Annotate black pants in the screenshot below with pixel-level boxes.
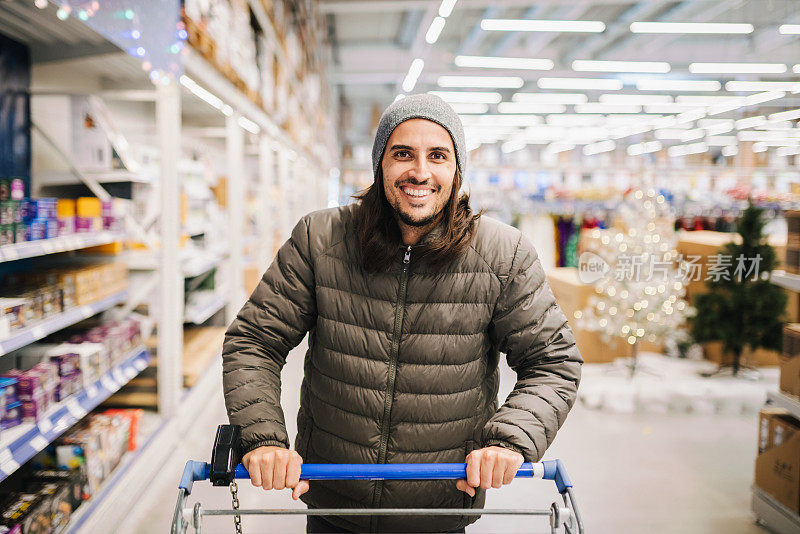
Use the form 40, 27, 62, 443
306, 515, 466, 534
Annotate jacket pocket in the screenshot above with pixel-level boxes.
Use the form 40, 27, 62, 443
297, 418, 313, 459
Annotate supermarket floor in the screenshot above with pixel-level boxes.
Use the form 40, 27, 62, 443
119, 339, 766, 534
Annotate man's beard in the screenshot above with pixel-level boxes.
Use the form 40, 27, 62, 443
394, 202, 440, 227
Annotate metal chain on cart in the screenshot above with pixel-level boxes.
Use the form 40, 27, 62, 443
230, 480, 243, 534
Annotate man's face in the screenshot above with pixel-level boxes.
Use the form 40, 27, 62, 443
381, 118, 457, 228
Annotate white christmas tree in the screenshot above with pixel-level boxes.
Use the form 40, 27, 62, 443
577, 188, 694, 375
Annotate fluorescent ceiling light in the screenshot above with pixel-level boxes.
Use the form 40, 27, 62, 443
438, 75, 524, 88
538, 78, 623, 90
736, 116, 767, 129
637, 79, 722, 91
754, 140, 800, 148
497, 102, 567, 114
668, 142, 709, 157
546, 114, 605, 126
627, 141, 662, 155
725, 81, 800, 92
481, 19, 606, 33
630, 22, 753, 34
455, 56, 554, 70
393, 94, 406, 103
655, 129, 692, 140
707, 99, 746, 116
583, 140, 616, 155
546, 142, 575, 154
572, 60, 670, 73
737, 130, 800, 141
448, 103, 489, 114
757, 120, 793, 130
180, 75, 226, 113
600, 94, 672, 104
512, 92, 588, 104
644, 104, 699, 114
698, 119, 734, 128
438, 0, 458, 17
777, 146, 800, 157
689, 63, 787, 74
706, 136, 737, 146
779, 24, 800, 34
680, 129, 705, 142
722, 145, 738, 157
461, 114, 543, 126
676, 95, 744, 104
769, 108, 800, 121
795, 65, 800, 74
429, 91, 502, 103
574, 103, 642, 114
675, 109, 707, 124
501, 139, 526, 153
238, 116, 260, 134
426, 16, 446, 44
403, 58, 425, 92
744, 91, 786, 105
705, 123, 734, 136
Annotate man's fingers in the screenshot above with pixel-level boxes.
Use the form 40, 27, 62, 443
491, 459, 504, 489
479, 452, 494, 490
466, 452, 481, 489
286, 454, 302, 488
260, 453, 274, 490
292, 480, 310, 500
272, 452, 289, 490
247, 455, 262, 487
456, 479, 475, 497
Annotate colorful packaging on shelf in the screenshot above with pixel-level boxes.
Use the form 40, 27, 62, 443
48, 352, 80, 377
45, 219, 58, 240
21, 393, 50, 422
55, 371, 82, 402
26, 220, 45, 241
10, 179, 24, 202
0, 202, 14, 225
28, 469, 86, 513
0, 377, 18, 408
1, 400, 22, 430
12, 224, 25, 244
0, 180, 10, 202
34, 482, 72, 532
0, 298, 26, 332
0, 225, 13, 246
102, 408, 142, 451
0, 492, 50, 534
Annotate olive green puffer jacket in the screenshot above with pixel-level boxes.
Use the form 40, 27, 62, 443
222, 204, 582, 532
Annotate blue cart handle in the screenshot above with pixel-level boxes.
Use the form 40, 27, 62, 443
179, 460, 572, 495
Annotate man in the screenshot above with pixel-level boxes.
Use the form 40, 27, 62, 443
222, 93, 582, 533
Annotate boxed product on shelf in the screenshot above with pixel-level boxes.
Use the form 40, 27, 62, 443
0, 178, 25, 202
1, 401, 22, 431
56, 199, 75, 236
782, 323, 800, 397
0, 491, 52, 534
0, 298, 26, 334
27, 470, 86, 516
755, 408, 800, 513
75, 197, 102, 234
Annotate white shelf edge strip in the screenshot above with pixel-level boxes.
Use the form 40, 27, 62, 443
766, 390, 800, 419
0, 232, 125, 263
0, 346, 151, 482
770, 271, 800, 293
185, 296, 227, 324
0, 290, 130, 356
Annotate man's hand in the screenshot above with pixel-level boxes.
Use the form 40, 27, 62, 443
242, 446, 309, 500
456, 446, 524, 497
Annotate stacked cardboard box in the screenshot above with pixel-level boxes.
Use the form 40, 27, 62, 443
755, 408, 800, 513
786, 211, 800, 275
782, 324, 800, 398
547, 267, 663, 363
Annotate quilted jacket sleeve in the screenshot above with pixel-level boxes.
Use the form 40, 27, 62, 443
482, 233, 582, 462
222, 216, 316, 454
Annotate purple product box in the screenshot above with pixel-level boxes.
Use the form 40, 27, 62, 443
58, 217, 75, 236
22, 393, 50, 422
75, 217, 93, 233
1, 401, 22, 430
50, 353, 80, 376
0, 377, 18, 408
55, 371, 82, 402
27, 219, 46, 241
10, 179, 24, 201
102, 216, 121, 232
101, 201, 114, 218
45, 219, 58, 239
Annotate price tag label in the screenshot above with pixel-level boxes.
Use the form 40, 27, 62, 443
86, 385, 98, 399
123, 367, 136, 380
32, 326, 46, 339
30, 435, 48, 452
42, 242, 54, 254
37, 419, 53, 435
0, 449, 19, 474
52, 419, 68, 434
81, 306, 94, 319
134, 359, 147, 371
101, 376, 117, 391
112, 369, 125, 384
66, 399, 87, 419
4, 248, 18, 260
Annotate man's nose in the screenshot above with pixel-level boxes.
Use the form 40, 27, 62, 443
408, 157, 433, 181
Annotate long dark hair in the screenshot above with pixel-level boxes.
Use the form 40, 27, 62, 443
353, 167, 482, 273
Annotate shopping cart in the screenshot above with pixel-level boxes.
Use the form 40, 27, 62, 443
171, 425, 584, 534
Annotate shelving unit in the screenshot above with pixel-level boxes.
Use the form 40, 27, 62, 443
0, 290, 129, 356
770, 271, 800, 293
0, 346, 151, 482
0, 231, 124, 262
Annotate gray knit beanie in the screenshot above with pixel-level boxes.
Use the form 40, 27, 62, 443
371, 93, 466, 179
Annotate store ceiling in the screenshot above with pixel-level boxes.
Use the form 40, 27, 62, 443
321, 0, 800, 156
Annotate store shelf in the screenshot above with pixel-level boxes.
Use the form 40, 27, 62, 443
36, 169, 154, 186
0, 232, 124, 263
770, 271, 800, 293
0, 346, 151, 483
766, 390, 800, 419
184, 294, 226, 324
123, 250, 223, 278
752, 485, 800, 534
0, 290, 130, 356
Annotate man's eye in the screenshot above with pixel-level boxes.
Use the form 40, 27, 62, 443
395, 150, 410, 158
431, 152, 445, 159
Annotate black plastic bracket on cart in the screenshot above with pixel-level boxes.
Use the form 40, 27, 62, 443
210, 424, 242, 486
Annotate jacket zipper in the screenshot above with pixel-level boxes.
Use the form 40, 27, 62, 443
370, 245, 412, 531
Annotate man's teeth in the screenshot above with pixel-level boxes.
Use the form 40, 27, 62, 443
401, 187, 432, 197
